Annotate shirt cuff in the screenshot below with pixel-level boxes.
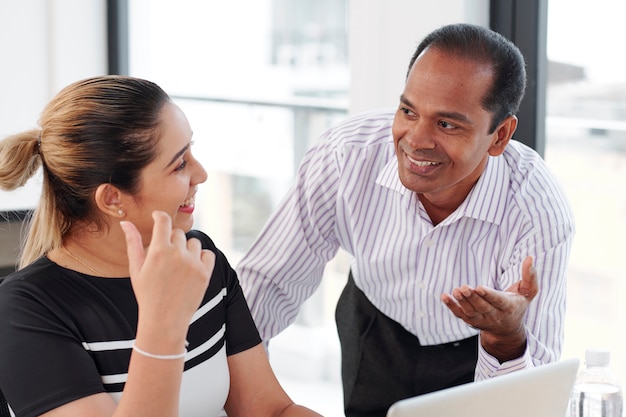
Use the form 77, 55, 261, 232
474, 333, 534, 380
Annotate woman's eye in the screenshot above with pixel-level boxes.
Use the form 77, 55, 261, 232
175, 160, 187, 171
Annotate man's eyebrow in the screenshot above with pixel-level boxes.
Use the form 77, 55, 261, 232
165, 142, 191, 169
399, 94, 473, 125
438, 111, 473, 125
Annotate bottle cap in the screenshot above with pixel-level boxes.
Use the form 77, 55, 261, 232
585, 348, 611, 366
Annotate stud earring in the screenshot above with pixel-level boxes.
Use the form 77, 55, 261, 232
118, 209, 124, 216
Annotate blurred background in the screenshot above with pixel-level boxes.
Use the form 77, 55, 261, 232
1, 1, 625, 416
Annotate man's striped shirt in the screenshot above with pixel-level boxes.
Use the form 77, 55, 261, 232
237, 110, 575, 379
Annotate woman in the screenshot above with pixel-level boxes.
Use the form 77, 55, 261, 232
0, 76, 322, 417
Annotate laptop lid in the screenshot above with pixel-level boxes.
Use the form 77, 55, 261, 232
386, 358, 580, 417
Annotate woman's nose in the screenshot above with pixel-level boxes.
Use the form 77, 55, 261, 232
192, 158, 208, 185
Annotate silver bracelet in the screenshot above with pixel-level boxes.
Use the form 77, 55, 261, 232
132, 343, 187, 360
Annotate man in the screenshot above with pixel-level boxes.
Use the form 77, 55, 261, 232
237, 23, 574, 417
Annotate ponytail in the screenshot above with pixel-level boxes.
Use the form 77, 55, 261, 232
0, 129, 41, 190
0, 129, 63, 268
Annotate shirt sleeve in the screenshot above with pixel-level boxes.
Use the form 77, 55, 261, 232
0, 280, 105, 417
236, 130, 343, 341
188, 230, 262, 355
475, 222, 574, 379
222, 259, 263, 356
475, 332, 534, 379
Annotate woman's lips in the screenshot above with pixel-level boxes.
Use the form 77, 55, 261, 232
179, 196, 195, 213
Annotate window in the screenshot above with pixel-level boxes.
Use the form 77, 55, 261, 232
127, 1, 348, 414
545, 0, 626, 380
128, 0, 348, 256
124, 1, 626, 414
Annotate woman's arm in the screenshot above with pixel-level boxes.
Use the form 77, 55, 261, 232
225, 344, 323, 417
40, 212, 214, 417
39, 349, 187, 417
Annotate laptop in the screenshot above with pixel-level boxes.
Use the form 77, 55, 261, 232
386, 358, 580, 417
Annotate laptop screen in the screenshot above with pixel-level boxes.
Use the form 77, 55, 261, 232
386, 358, 579, 417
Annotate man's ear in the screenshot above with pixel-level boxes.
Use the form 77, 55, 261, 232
94, 183, 126, 218
488, 115, 517, 156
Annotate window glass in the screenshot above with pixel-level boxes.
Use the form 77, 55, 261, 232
129, 0, 348, 252
126, 1, 626, 413
545, 0, 626, 380
128, 1, 348, 414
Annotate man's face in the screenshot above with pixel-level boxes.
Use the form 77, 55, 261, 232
392, 47, 510, 213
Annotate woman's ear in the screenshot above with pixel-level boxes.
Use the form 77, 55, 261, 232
488, 115, 518, 156
94, 183, 126, 218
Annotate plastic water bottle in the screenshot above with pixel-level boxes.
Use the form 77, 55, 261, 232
569, 348, 623, 417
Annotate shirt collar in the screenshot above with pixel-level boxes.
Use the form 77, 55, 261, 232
377, 153, 509, 226
453, 154, 509, 225
377, 154, 405, 193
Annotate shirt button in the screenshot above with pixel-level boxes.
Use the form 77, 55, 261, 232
423, 239, 435, 248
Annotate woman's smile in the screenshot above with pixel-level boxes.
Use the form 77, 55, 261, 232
178, 195, 196, 214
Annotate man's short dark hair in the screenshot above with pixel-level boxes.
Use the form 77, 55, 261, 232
407, 23, 527, 133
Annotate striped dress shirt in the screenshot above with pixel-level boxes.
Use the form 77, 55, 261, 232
237, 110, 575, 379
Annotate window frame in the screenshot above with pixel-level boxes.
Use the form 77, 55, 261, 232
108, 0, 547, 153
490, 0, 548, 156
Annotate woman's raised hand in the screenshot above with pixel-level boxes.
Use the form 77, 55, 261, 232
120, 211, 215, 335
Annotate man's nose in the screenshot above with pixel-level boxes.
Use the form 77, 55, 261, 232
403, 120, 436, 149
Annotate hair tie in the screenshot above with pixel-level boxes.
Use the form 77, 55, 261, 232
37, 132, 42, 153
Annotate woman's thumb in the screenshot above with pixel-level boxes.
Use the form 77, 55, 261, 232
119, 220, 145, 276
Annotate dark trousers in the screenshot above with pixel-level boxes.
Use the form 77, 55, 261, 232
335, 272, 478, 417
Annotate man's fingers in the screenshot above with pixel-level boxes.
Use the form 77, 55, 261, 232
452, 286, 492, 313
520, 256, 538, 297
119, 220, 144, 276
441, 293, 464, 318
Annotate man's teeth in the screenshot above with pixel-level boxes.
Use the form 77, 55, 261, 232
408, 156, 438, 166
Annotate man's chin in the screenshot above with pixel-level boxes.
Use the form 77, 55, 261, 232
398, 173, 431, 195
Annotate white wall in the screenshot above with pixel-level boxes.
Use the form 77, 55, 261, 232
348, 0, 489, 114
0, 0, 107, 211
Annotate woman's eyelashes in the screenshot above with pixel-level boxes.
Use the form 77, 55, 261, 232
174, 159, 187, 171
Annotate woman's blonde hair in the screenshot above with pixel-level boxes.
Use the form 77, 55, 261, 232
0, 75, 171, 268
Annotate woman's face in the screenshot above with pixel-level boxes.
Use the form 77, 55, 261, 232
123, 102, 208, 243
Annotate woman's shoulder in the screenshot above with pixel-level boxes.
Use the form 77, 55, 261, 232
0, 257, 71, 318
0, 257, 59, 288
185, 230, 231, 270
186, 229, 217, 251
